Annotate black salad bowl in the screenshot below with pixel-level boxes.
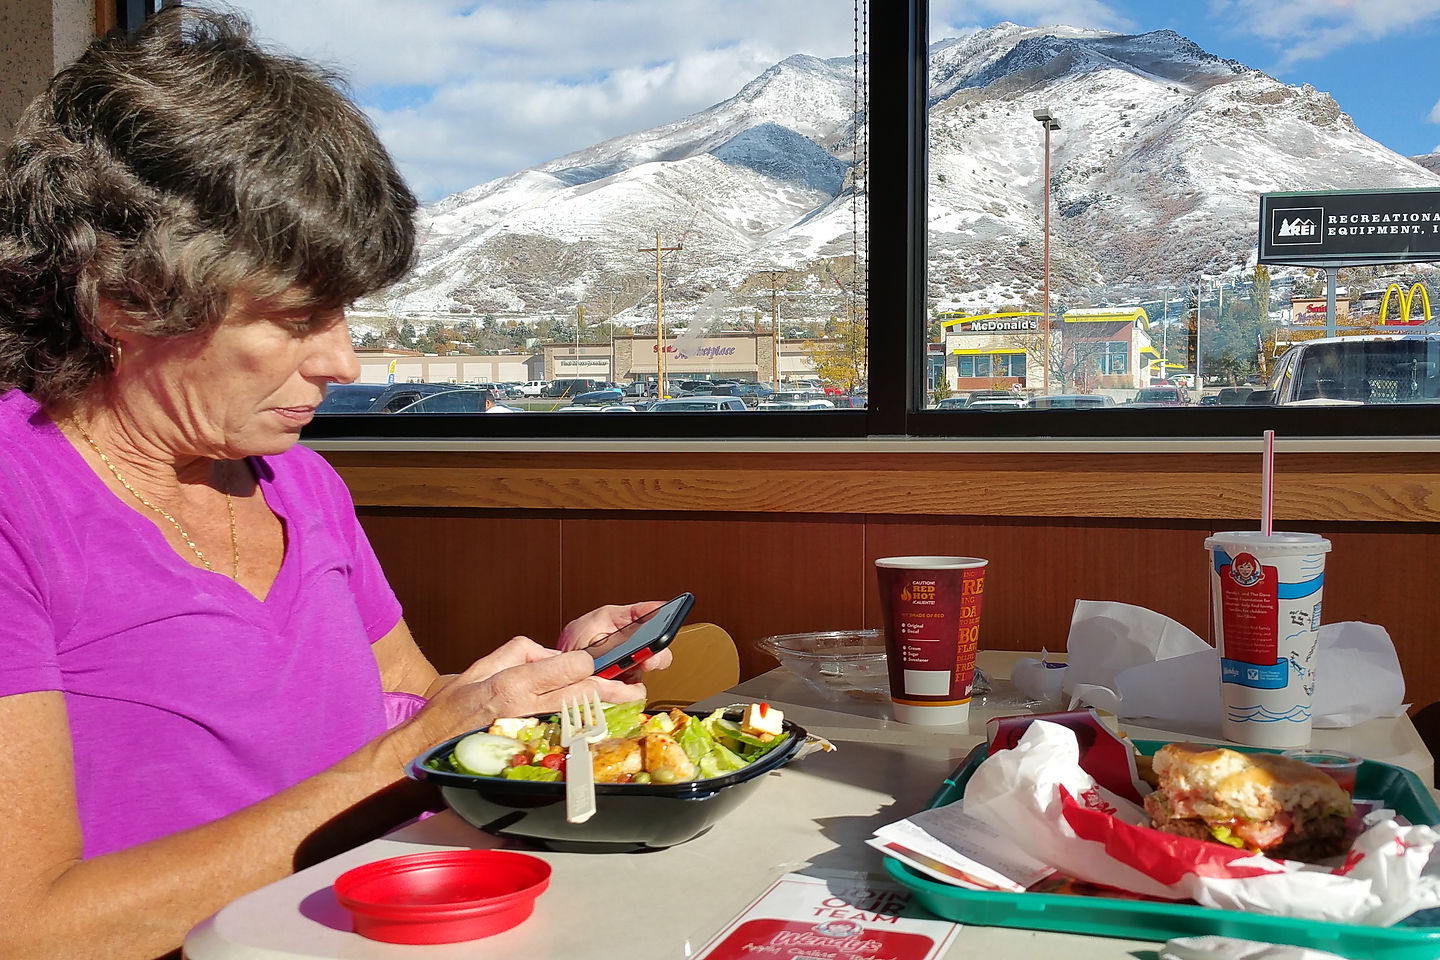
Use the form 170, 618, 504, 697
407, 707, 808, 852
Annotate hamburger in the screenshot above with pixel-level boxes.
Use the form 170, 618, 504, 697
1142, 742, 1356, 862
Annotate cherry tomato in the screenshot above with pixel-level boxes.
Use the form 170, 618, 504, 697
509, 752, 531, 767
539, 752, 566, 772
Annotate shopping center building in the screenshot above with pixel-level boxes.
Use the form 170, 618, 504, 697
352, 332, 828, 387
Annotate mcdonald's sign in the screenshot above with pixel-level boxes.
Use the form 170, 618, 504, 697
1377, 282, 1432, 325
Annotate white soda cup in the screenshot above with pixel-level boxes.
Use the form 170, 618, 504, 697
1204, 531, 1332, 749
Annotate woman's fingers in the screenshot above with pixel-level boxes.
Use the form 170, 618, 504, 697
555, 600, 667, 652
455, 636, 551, 681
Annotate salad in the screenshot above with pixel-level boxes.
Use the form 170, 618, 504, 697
428, 700, 790, 784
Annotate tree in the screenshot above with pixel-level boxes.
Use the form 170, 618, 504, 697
1252, 264, 1271, 324
1003, 327, 1109, 393
804, 306, 868, 393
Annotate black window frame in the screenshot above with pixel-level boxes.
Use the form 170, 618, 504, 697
303, 0, 1440, 444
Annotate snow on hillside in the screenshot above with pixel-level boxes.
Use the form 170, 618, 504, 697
364, 23, 1440, 326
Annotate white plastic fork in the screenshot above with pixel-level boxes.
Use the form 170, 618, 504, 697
559, 688, 608, 823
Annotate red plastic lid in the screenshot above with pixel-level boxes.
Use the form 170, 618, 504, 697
333, 849, 551, 944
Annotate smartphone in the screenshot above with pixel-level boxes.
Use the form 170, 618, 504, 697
588, 592, 695, 679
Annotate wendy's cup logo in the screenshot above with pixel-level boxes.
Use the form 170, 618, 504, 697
1229, 552, 1264, 587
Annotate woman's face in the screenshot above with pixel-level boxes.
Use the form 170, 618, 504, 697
116, 290, 360, 458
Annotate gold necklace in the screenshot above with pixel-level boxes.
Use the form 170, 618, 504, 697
68, 416, 240, 579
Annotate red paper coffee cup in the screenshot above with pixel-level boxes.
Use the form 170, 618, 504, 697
875, 556, 987, 725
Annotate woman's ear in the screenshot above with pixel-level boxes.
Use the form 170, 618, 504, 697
93, 299, 134, 372
94, 298, 129, 341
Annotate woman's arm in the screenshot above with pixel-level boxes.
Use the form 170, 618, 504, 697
0, 638, 627, 960
371, 617, 447, 698
0, 687, 424, 960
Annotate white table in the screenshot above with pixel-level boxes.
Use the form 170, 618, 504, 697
183, 652, 1435, 959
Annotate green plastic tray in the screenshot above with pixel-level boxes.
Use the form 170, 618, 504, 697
884, 739, 1440, 959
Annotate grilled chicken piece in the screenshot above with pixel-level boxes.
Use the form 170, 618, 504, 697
640, 733, 696, 783
590, 737, 642, 783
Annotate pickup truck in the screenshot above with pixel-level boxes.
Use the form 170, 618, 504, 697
1247, 334, 1440, 405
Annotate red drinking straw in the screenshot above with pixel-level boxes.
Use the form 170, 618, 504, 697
1261, 429, 1275, 536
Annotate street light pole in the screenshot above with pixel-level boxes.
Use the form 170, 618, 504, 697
1033, 108, 1060, 396
1162, 291, 1168, 383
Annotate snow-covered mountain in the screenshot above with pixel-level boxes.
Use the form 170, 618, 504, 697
366, 22, 1440, 326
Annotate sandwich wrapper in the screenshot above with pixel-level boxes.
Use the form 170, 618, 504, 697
958, 720, 1440, 925
1029, 600, 1408, 731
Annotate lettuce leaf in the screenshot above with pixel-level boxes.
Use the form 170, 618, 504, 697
501, 764, 562, 782
602, 699, 647, 738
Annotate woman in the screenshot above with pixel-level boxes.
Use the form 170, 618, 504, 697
0, 10, 667, 958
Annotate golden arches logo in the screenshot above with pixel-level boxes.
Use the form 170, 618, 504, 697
1378, 283, 1432, 325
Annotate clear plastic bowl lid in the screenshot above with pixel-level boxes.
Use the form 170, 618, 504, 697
757, 629, 887, 661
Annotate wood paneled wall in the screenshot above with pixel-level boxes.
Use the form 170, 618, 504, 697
323, 447, 1440, 712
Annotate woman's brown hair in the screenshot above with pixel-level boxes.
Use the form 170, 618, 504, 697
0, 6, 417, 401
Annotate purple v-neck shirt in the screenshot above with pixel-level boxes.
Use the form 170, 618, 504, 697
0, 389, 403, 857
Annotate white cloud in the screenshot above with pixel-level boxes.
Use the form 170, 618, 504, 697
931, 0, 1132, 37
1208, 0, 1440, 67
208, 0, 873, 200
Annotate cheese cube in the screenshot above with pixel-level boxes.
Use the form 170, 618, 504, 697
741, 702, 784, 738
488, 716, 539, 739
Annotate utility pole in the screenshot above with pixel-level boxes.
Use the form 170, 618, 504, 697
1033, 108, 1061, 396
1162, 291, 1168, 383
639, 234, 682, 397
754, 269, 788, 392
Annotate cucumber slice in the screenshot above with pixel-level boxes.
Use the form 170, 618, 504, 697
452, 732, 527, 776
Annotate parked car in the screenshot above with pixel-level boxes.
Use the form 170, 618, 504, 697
315, 382, 388, 414
467, 381, 509, 398
554, 404, 637, 412
1247, 335, 1440, 405
390, 388, 491, 413
829, 394, 868, 408
673, 379, 720, 396
964, 389, 1017, 404
966, 397, 1026, 410
647, 396, 749, 412
1129, 384, 1189, 407
1215, 386, 1255, 405
568, 388, 624, 406
517, 380, 548, 397
542, 378, 606, 398
758, 398, 835, 410
370, 382, 480, 413
733, 383, 775, 406
769, 390, 826, 404
934, 396, 968, 409
1027, 394, 1116, 409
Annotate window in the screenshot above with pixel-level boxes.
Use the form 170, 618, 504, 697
255, 2, 1440, 442
1098, 343, 1129, 376
997, 353, 1027, 377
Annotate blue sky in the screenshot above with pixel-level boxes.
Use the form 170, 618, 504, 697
1026, 0, 1440, 162
217, 1, 1440, 202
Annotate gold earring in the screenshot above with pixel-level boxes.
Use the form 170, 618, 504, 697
106, 338, 123, 372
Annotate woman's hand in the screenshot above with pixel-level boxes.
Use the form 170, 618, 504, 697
400, 634, 654, 754
556, 601, 675, 675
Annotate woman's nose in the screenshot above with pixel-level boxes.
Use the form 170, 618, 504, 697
308, 314, 361, 384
